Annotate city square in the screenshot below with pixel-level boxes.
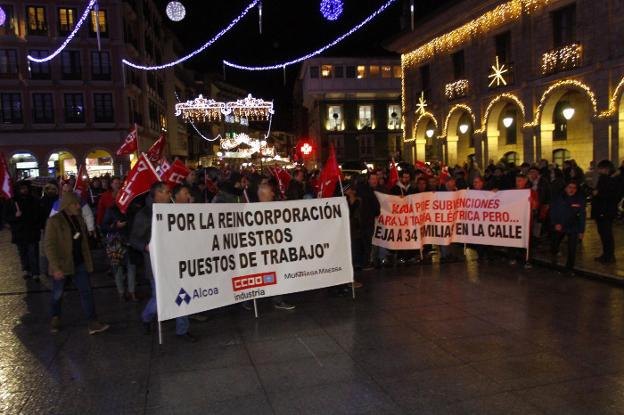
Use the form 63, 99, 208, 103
1, 0, 624, 414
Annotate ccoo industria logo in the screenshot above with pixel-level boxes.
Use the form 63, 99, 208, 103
175, 288, 192, 306
232, 272, 277, 291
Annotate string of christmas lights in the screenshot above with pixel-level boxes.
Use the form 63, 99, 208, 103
123, 0, 260, 71
223, 0, 398, 71
27, 0, 97, 63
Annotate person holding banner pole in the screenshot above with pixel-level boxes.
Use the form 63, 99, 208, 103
130, 182, 196, 342
510, 174, 537, 269
251, 183, 296, 311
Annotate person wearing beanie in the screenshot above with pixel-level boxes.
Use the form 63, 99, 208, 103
44, 192, 109, 335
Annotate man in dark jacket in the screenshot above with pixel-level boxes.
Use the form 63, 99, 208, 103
4, 181, 42, 281
390, 171, 414, 196
356, 173, 381, 270
286, 169, 306, 200
592, 160, 618, 263
130, 182, 196, 342
550, 181, 585, 273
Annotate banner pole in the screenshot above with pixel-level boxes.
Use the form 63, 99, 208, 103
351, 283, 356, 300
253, 299, 258, 319
158, 320, 163, 345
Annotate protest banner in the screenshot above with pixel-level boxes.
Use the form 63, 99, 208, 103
150, 197, 354, 322
373, 189, 531, 250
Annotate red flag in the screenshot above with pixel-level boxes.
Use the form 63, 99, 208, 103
146, 134, 166, 163
161, 159, 190, 190
387, 159, 399, 189
414, 160, 433, 177
116, 124, 138, 156
272, 166, 292, 198
115, 153, 160, 213
74, 165, 92, 202
319, 144, 341, 198
0, 153, 12, 199
439, 163, 450, 186
157, 158, 171, 177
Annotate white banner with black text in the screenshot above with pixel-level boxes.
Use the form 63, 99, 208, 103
372, 189, 531, 250
150, 197, 353, 321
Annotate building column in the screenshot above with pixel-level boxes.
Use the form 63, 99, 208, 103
592, 117, 610, 163
415, 138, 427, 162
538, 123, 555, 163
522, 127, 536, 163
615, 116, 623, 164
484, 131, 498, 166
446, 136, 458, 166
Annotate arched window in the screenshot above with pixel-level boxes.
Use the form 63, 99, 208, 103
553, 148, 571, 167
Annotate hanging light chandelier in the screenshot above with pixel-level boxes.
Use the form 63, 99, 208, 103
175, 94, 274, 123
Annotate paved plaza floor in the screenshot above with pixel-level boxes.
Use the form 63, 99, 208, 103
2, 230, 624, 414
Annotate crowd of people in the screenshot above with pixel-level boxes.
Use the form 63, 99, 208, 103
1, 156, 623, 339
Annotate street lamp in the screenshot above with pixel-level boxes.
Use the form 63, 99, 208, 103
425, 128, 435, 138
561, 102, 575, 120
502, 113, 514, 128
458, 123, 470, 135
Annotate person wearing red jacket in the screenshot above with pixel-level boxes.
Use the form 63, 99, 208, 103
96, 176, 121, 226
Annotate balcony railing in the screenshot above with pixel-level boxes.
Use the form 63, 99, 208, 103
445, 79, 469, 100
541, 43, 582, 76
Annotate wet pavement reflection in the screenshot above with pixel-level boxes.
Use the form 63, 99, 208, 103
1, 229, 624, 414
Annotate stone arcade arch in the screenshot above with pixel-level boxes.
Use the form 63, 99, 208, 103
484, 95, 525, 165
537, 82, 596, 169
443, 105, 475, 167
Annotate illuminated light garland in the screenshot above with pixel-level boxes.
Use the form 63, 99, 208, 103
477, 93, 526, 134
442, 104, 475, 137
123, 0, 260, 71
223, 0, 398, 71
405, 111, 438, 142
534, 79, 597, 125
175, 94, 274, 123
402, 0, 552, 69
0, 6, 6, 26
445, 79, 469, 100
27, 0, 97, 63
603, 76, 624, 118
541, 43, 582, 76
320, 0, 343, 21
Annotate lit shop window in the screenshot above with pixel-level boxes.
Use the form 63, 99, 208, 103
327, 105, 343, 131
321, 65, 332, 78
381, 65, 392, 78
369, 65, 380, 78
358, 105, 372, 129
357, 65, 366, 79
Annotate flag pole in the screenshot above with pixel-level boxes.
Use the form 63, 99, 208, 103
158, 320, 163, 345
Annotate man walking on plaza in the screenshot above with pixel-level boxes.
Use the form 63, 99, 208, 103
44, 192, 109, 335
130, 182, 196, 342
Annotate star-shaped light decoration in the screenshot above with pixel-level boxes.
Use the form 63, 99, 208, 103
415, 92, 428, 115
488, 56, 508, 88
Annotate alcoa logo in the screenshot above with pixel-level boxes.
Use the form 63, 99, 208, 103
175, 288, 192, 306
232, 272, 277, 291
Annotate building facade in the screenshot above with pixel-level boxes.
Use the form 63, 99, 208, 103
389, 0, 624, 170
0, 0, 192, 178
295, 57, 403, 165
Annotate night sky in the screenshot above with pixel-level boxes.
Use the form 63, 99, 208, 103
154, 0, 449, 129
